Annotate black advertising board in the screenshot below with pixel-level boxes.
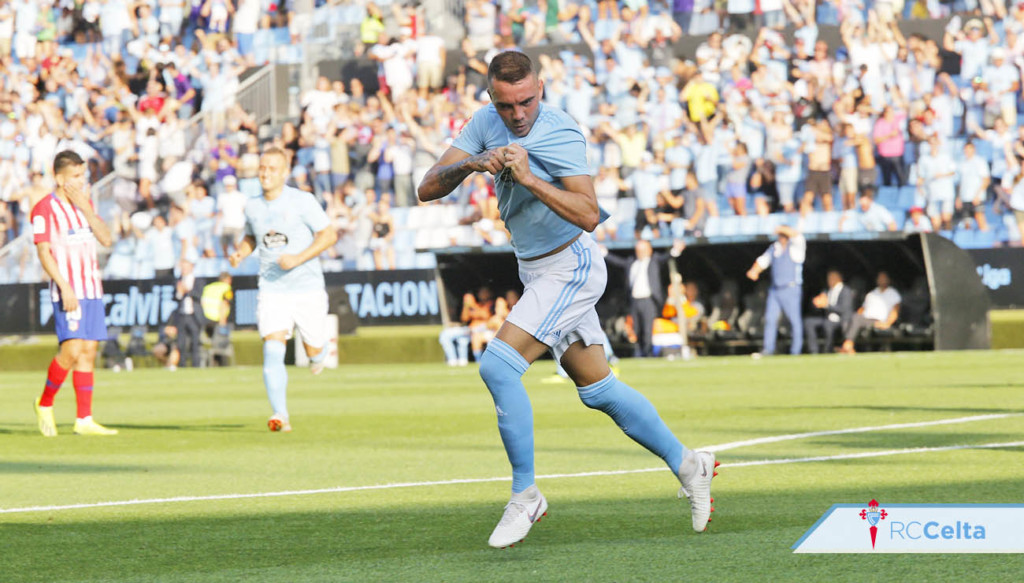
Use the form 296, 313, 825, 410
0, 269, 442, 335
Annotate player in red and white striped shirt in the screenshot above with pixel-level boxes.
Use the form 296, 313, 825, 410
31, 151, 118, 436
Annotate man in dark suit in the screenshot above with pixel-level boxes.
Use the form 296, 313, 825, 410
804, 269, 855, 354
603, 239, 684, 357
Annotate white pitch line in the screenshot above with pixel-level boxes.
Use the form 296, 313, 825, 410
2, 415, 1022, 516
703, 413, 1023, 453
722, 440, 1024, 468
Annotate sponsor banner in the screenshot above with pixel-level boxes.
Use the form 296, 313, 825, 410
0, 269, 441, 335
967, 248, 1024, 308
793, 501, 1024, 553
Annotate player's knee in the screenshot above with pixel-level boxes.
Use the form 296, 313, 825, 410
577, 374, 617, 410
477, 349, 504, 386
478, 347, 523, 388
262, 340, 286, 372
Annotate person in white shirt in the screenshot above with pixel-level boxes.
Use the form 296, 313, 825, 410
415, 29, 446, 98
955, 140, 990, 231
217, 174, 248, 257
840, 271, 901, 354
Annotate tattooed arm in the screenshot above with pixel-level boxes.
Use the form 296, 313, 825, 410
418, 146, 507, 202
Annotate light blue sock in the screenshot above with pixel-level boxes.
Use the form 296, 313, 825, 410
577, 373, 686, 473
478, 338, 533, 493
263, 340, 288, 417
309, 346, 327, 364
438, 328, 460, 362
455, 336, 470, 362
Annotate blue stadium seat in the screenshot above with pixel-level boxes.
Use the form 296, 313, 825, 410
670, 218, 688, 239
799, 212, 820, 234
718, 216, 741, 236
842, 214, 866, 233
984, 203, 1001, 228
896, 186, 919, 211
738, 215, 760, 235
952, 229, 978, 249
617, 223, 636, 241
615, 197, 637, 222
973, 229, 996, 248
1004, 214, 1022, 242
974, 140, 994, 162
949, 137, 967, 156
413, 228, 434, 249
759, 213, 782, 235
439, 205, 462, 227
703, 216, 722, 237
877, 186, 899, 208
817, 211, 842, 233
405, 206, 429, 230
390, 207, 409, 229
415, 253, 438, 269
891, 211, 907, 229
394, 229, 416, 251
395, 248, 416, 269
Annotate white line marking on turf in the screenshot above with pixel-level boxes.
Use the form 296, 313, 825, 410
721, 441, 1024, 468
703, 413, 1023, 453
2, 415, 1022, 515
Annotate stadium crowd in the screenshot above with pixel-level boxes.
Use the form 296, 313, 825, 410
3, 0, 1024, 289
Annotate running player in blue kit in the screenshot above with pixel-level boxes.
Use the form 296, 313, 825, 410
230, 147, 337, 432
418, 51, 717, 548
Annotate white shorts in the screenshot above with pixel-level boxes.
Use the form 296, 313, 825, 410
257, 288, 329, 348
928, 190, 955, 217
506, 233, 608, 363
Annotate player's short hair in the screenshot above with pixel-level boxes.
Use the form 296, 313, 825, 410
261, 146, 288, 163
487, 50, 534, 87
53, 150, 85, 176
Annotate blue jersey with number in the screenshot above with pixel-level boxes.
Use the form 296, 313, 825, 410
452, 103, 604, 259
243, 186, 330, 292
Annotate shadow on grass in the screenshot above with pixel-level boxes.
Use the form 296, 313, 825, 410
3, 479, 1023, 583
110, 424, 249, 432
0, 461, 151, 474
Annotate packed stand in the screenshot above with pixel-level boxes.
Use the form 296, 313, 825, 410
293, 0, 1024, 274
8, 0, 1024, 286
0, 0, 359, 284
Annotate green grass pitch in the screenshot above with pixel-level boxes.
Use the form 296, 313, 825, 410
1, 350, 1023, 582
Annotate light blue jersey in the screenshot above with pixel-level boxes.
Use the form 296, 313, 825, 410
244, 186, 330, 292
452, 103, 601, 259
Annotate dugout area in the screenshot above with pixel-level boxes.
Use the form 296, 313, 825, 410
433, 233, 991, 353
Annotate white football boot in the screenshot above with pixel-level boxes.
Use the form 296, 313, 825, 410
488, 485, 548, 548
678, 450, 718, 532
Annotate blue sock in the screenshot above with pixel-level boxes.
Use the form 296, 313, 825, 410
577, 373, 686, 473
309, 346, 327, 364
478, 338, 533, 493
438, 328, 460, 362
263, 340, 288, 417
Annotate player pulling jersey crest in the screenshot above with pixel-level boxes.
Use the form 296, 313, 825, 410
418, 51, 717, 548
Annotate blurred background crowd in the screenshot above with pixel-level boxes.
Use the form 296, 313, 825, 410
2, 0, 1024, 288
